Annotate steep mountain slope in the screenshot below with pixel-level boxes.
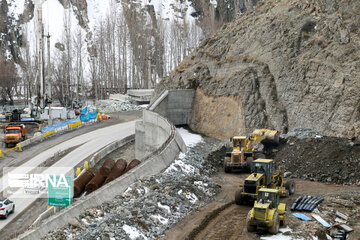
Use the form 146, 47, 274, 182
155, 0, 360, 140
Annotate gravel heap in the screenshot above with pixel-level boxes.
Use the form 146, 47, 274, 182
43, 137, 221, 240
272, 136, 360, 185
88, 100, 142, 113
280, 128, 323, 140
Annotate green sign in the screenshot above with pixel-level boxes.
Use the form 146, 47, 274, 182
48, 175, 73, 207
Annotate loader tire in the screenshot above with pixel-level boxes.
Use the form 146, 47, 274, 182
285, 180, 296, 195
269, 212, 280, 234
235, 189, 243, 205
280, 216, 285, 226
224, 157, 231, 173
246, 210, 256, 232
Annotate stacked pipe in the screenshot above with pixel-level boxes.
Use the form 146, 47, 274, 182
104, 159, 127, 184
123, 159, 141, 173
85, 158, 115, 194
73, 168, 97, 198
290, 195, 324, 212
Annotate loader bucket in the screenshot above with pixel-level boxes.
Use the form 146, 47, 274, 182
252, 129, 280, 144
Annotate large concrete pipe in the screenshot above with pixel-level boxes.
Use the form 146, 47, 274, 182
85, 173, 106, 194
99, 157, 116, 176
74, 168, 97, 197
104, 159, 127, 185
85, 158, 115, 194
123, 159, 141, 174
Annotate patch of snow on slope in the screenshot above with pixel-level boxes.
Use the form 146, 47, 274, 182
177, 127, 203, 147
122, 224, 148, 240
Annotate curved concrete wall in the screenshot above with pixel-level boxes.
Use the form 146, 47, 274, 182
19, 111, 186, 240
148, 89, 195, 126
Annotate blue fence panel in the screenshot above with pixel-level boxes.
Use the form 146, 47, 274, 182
80, 106, 88, 114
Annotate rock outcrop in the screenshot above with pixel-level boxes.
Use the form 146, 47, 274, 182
192, 0, 259, 35
155, 0, 360, 140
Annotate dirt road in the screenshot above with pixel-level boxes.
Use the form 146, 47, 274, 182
165, 171, 360, 240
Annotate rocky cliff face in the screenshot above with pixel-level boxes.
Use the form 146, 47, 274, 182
191, 0, 258, 35
155, 0, 360, 140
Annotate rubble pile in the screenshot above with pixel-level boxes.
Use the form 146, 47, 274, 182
281, 128, 323, 140
289, 192, 360, 239
88, 100, 142, 113
43, 136, 221, 240
272, 135, 360, 185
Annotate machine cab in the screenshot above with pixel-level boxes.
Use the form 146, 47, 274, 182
251, 159, 274, 185
231, 136, 247, 150
257, 188, 280, 209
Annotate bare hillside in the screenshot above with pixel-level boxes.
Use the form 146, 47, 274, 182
155, 0, 360, 140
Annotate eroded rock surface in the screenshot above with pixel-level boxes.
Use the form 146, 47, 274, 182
155, 0, 360, 140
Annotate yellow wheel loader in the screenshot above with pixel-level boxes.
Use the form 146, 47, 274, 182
246, 188, 286, 234
224, 129, 279, 173
235, 159, 295, 205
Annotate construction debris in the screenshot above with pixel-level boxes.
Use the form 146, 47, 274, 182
290, 195, 324, 212
339, 224, 353, 233
88, 100, 142, 113
333, 230, 347, 240
335, 211, 348, 221
311, 213, 331, 228
292, 213, 312, 221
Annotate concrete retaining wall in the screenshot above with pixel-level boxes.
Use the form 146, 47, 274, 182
20, 111, 186, 240
148, 89, 195, 125
135, 109, 186, 160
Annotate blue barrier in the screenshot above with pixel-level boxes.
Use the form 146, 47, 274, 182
80, 110, 97, 122
41, 117, 81, 133
80, 106, 88, 114
41, 108, 98, 134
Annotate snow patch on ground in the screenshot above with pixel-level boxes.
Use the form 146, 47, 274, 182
158, 202, 171, 213
279, 226, 292, 233
261, 227, 298, 240
122, 224, 147, 240
150, 214, 169, 225
261, 234, 293, 240
165, 159, 196, 175
177, 127, 203, 147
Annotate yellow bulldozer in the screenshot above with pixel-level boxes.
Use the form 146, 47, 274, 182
235, 159, 295, 205
224, 129, 280, 173
246, 188, 286, 234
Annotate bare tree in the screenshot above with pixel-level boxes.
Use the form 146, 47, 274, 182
0, 59, 19, 105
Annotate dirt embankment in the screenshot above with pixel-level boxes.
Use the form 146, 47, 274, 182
272, 137, 360, 185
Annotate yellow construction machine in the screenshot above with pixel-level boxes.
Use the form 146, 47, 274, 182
235, 159, 295, 205
246, 188, 286, 234
224, 129, 280, 173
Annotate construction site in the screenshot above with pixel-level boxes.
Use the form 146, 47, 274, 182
0, 0, 359, 240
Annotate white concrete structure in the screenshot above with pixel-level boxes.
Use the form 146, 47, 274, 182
19, 111, 186, 240
40, 107, 67, 120
0, 121, 137, 232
